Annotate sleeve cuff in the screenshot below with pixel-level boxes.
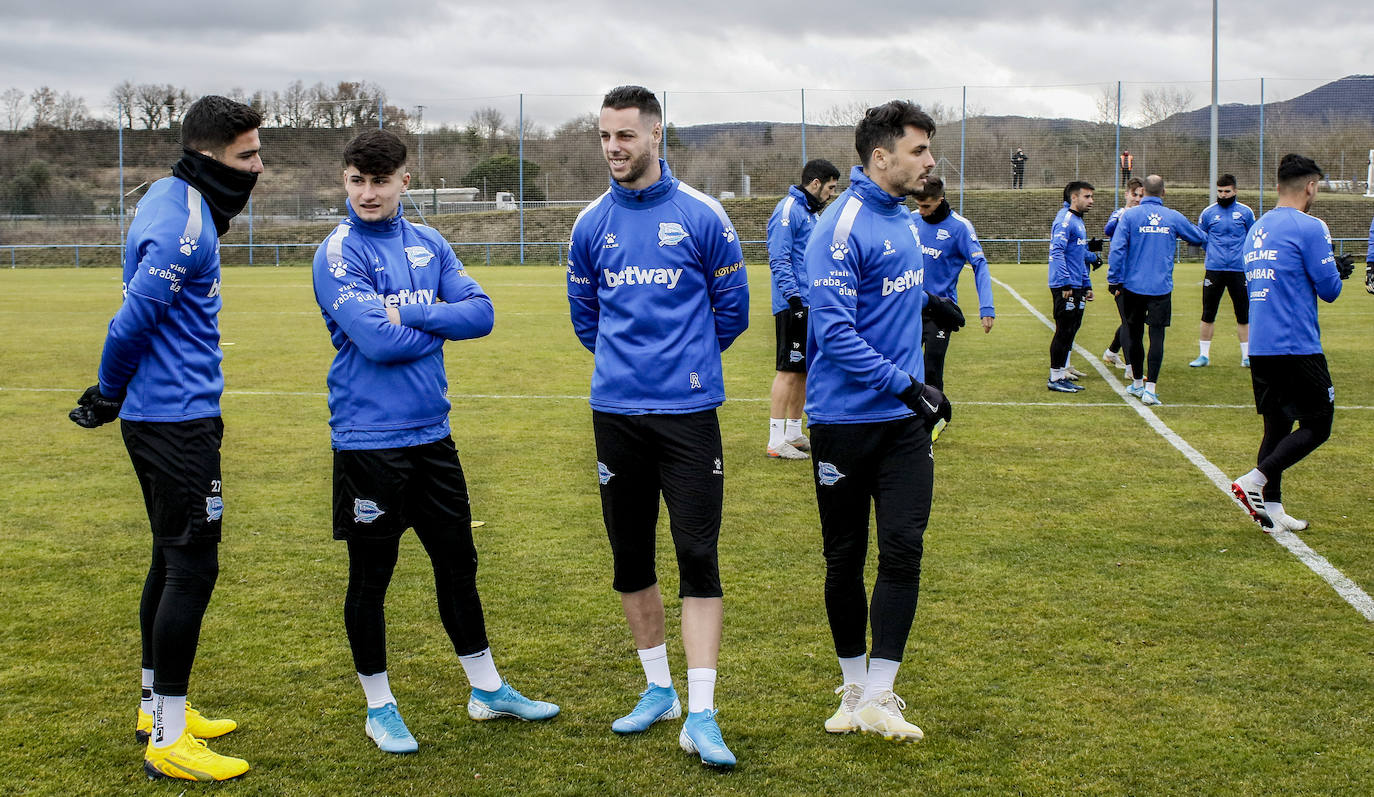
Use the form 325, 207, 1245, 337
397, 303, 427, 329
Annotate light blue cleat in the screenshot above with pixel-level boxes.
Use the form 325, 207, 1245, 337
612, 684, 681, 734
365, 703, 418, 754
468, 681, 560, 722
679, 709, 736, 769
1126, 383, 1146, 399
1189, 355, 1209, 367
1241, 356, 1250, 368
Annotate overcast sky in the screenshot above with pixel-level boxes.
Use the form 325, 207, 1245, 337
3, 0, 1368, 127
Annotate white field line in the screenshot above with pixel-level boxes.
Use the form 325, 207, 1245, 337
993, 275, 1374, 621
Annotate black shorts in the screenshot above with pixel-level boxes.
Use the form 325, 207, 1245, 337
774, 306, 809, 372
1051, 287, 1087, 319
1123, 290, 1172, 327
332, 437, 471, 541
121, 417, 224, 546
1249, 353, 1334, 421
1201, 270, 1248, 324
592, 409, 723, 598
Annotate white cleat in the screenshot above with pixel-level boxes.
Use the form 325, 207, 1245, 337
824, 683, 863, 734
853, 690, 924, 743
1265, 503, 1309, 532
767, 441, 809, 460
785, 434, 811, 453
1230, 472, 1273, 530
1102, 350, 1126, 369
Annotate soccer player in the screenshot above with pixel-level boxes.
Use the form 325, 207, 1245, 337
1106, 175, 1206, 406
67, 96, 261, 782
1365, 214, 1374, 294
567, 85, 748, 768
1046, 181, 1099, 393
1101, 177, 1144, 371
806, 100, 956, 744
1230, 154, 1355, 531
1190, 174, 1256, 367
765, 158, 840, 460
313, 129, 558, 755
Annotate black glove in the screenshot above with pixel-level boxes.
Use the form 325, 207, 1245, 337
898, 376, 952, 429
1086, 237, 1105, 253
1366, 261, 1374, 295
1108, 283, 1124, 296
1086, 252, 1103, 270
1334, 253, 1355, 280
69, 384, 122, 428
787, 295, 805, 319
923, 293, 965, 331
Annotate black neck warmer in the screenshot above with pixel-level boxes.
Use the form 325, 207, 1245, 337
170, 149, 258, 236
921, 198, 952, 224
1217, 194, 1236, 207
798, 185, 826, 213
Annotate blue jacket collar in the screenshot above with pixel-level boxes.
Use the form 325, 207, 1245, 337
1140, 196, 1164, 206
609, 159, 676, 208
346, 199, 404, 236
849, 165, 906, 213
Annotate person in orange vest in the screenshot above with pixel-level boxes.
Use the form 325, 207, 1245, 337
1119, 150, 1133, 182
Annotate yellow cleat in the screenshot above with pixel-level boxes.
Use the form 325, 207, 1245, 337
824, 683, 863, 734
144, 731, 249, 781
136, 703, 238, 743
853, 690, 924, 743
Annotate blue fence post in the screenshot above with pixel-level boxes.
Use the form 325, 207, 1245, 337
800, 88, 806, 166
248, 194, 254, 266
959, 86, 966, 216
1258, 77, 1265, 215
1017, 241, 1022, 264
518, 93, 525, 265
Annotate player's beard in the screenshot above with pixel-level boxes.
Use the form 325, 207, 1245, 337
614, 146, 656, 188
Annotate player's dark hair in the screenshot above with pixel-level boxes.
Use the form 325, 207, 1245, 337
854, 100, 936, 167
1063, 180, 1094, 202
1277, 154, 1322, 189
181, 95, 261, 153
1126, 177, 1144, 192
801, 158, 840, 186
912, 175, 945, 201
602, 85, 661, 121
343, 129, 407, 175
1217, 173, 1237, 188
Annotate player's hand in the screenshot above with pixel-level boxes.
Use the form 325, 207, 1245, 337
1086, 237, 1105, 253
1108, 283, 1123, 297
1061, 288, 1074, 300
1333, 254, 1355, 280
1085, 289, 1094, 301
923, 293, 965, 331
385, 306, 402, 325
981, 316, 994, 333
787, 295, 805, 319
1087, 252, 1103, 270
69, 384, 122, 428
898, 377, 952, 429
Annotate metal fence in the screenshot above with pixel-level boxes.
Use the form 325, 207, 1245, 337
2, 77, 1372, 266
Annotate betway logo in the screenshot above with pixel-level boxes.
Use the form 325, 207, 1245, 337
381, 288, 435, 306
604, 266, 684, 289
881, 268, 924, 296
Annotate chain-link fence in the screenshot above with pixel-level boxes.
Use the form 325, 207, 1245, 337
3, 77, 1372, 267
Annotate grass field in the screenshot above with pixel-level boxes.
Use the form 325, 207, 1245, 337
1, 261, 1372, 796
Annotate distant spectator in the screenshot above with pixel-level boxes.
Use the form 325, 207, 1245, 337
1010, 148, 1027, 189
1120, 150, 1134, 182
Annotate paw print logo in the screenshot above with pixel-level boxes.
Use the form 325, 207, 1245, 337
329, 260, 348, 279
723, 227, 736, 243
178, 236, 198, 256
1252, 228, 1266, 249
1148, 213, 1162, 226
604, 233, 616, 245
830, 240, 850, 261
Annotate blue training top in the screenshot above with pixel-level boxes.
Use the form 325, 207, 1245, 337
913, 204, 995, 318
1107, 196, 1206, 295
804, 165, 928, 425
1048, 202, 1097, 289
767, 185, 822, 314
312, 202, 494, 450
567, 160, 749, 415
1244, 206, 1342, 356
99, 176, 224, 422
1197, 200, 1256, 272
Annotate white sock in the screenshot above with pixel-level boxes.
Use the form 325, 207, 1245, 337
1240, 342, 1249, 358
1199, 340, 1212, 357
637, 644, 672, 688
141, 668, 155, 715
358, 671, 397, 709
1145, 381, 1157, 395
459, 647, 503, 692
152, 693, 186, 748
838, 654, 867, 687
1244, 468, 1268, 488
686, 668, 716, 713
1050, 368, 1062, 382
1133, 378, 1145, 388
862, 658, 900, 701
767, 418, 785, 450
785, 418, 803, 441
1124, 365, 1134, 380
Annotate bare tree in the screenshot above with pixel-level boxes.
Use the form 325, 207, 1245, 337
309, 81, 339, 127
1, 87, 25, 130
109, 80, 136, 128
816, 100, 869, 127
280, 80, 310, 127
165, 87, 193, 126
1136, 87, 1195, 128
54, 91, 89, 129
1094, 85, 1119, 126
30, 86, 57, 127
469, 107, 506, 140
134, 83, 167, 128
